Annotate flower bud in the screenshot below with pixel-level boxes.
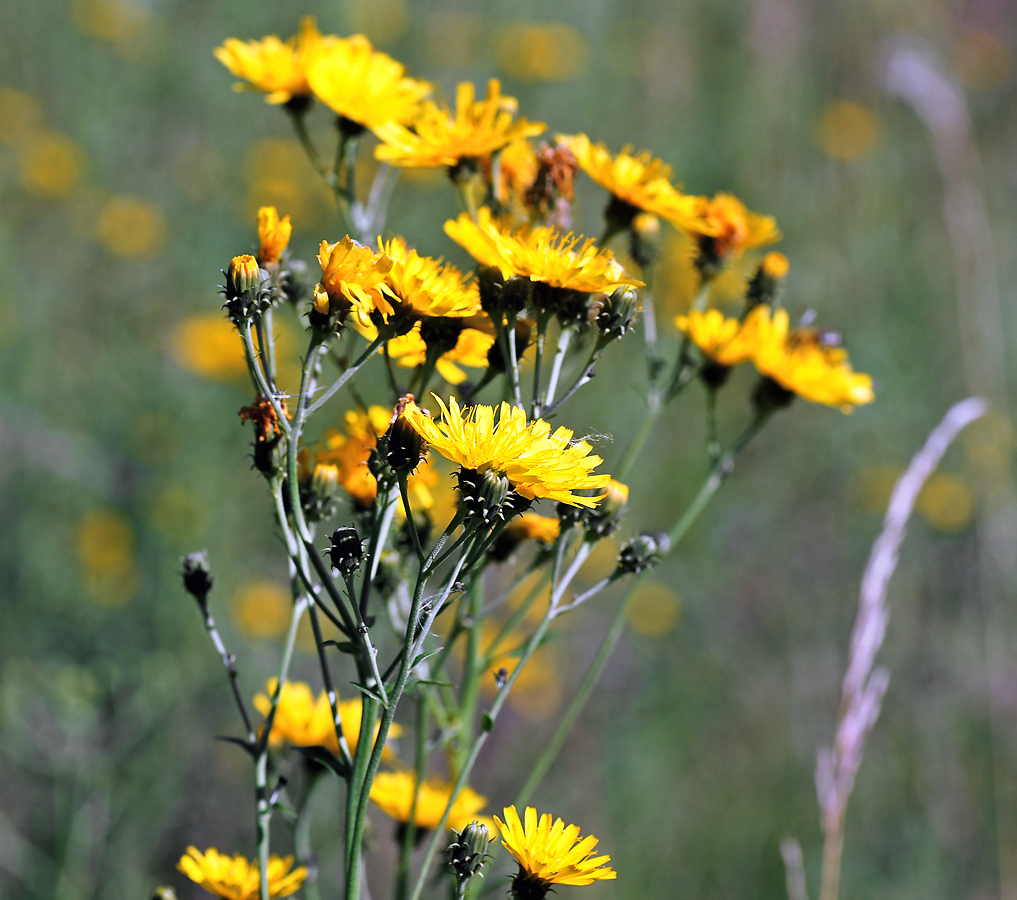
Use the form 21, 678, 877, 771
181, 550, 214, 601
446, 821, 492, 883
617, 532, 670, 575
628, 212, 661, 267
302, 462, 340, 522
326, 526, 364, 576
592, 286, 640, 340
380, 396, 429, 476
746, 251, 789, 310
456, 468, 510, 523
224, 255, 268, 323
585, 479, 629, 540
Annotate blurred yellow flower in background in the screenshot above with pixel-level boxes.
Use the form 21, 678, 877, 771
0, 87, 43, 145
817, 101, 879, 162
382, 325, 494, 385
19, 131, 85, 198
97, 195, 167, 257
495, 22, 589, 82
851, 466, 975, 532
253, 678, 402, 758
684, 193, 781, 270
70, 0, 153, 59
75, 508, 139, 607
628, 581, 682, 637
245, 138, 333, 226
369, 771, 488, 831
232, 581, 291, 639
170, 314, 247, 381
177, 846, 306, 900
345, 0, 410, 45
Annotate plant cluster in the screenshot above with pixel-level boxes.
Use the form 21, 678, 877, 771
169, 17, 874, 900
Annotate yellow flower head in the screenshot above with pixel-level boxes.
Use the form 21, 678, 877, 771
403, 396, 610, 507
311, 405, 436, 508
495, 806, 617, 891
445, 208, 643, 296
253, 678, 402, 758
375, 236, 483, 322
177, 846, 306, 900
306, 34, 431, 133
314, 236, 394, 326
559, 133, 698, 227
685, 192, 781, 266
497, 138, 539, 208
674, 307, 771, 368
369, 771, 488, 832
382, 324, 495, 386
751, 308, 875, 411
375, 79, 545, 168
214, 17, 321, 105
257, 206, 292, 265
504, 512, 561, 545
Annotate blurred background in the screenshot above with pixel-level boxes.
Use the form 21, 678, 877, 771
1, 0, 1016, 898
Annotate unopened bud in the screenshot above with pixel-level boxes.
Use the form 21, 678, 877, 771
446, 821, 492, 883
326, 526, 364, 576
617, 532, 670, 575
382, 396, 428, 475
593, 286, 640, 340
585, 479, 629, 539
181, 551, 214, 600
224, 255, 268, 323
746, 251, 789, 309
456, 468, 510, 523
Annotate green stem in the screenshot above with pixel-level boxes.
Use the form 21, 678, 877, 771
531, 314, 549, 419
453, 577, 485, 777
306, 335, 385, 417
395, 697, 429, 900
240, 322, 291, 438
514, 410, 772, 814
542, 327, 572, 408
706, 386, 720, 464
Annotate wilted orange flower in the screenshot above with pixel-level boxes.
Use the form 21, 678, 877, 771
239, 395, 290, 441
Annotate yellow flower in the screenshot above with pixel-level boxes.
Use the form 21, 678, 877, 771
214, 17, 321, 105
374, 236, 483, 322
97, 195, 167, 258
232, 581, 290, 639
559, 133, 698, 226
253, 678, 401, 758
314, 236, 394, 325
257, 206, 291, 265
369, 771, 488, 832
504, 512, 560, 545
177, 847, 306, 900
751, 308, 874, 411
684, 192, 781, 267
495, 806, 616, 892
305, 34, 431, 133
496, 138, 539, 208
674, 307, 772, 367
19, 131, 85, 198
375, 78, 545, 168
382, 324, 495, 385
310, 406, 437, 508
445, 208, 643, 295
403, 396, 610, 507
